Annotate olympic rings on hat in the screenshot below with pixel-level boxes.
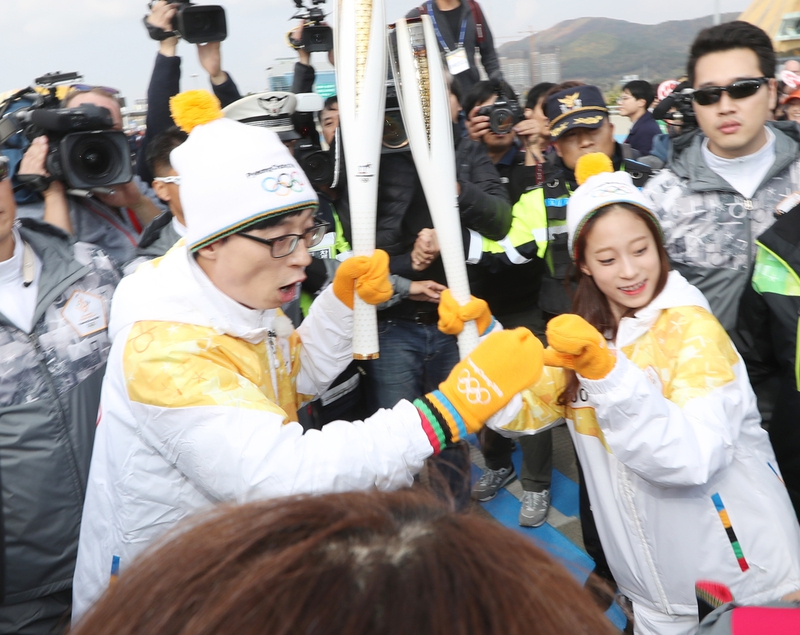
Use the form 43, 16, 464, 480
262, 172, 305, 196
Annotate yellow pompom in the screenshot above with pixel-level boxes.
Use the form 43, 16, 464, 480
169, 90, 223, 134
575, 153, 614, 186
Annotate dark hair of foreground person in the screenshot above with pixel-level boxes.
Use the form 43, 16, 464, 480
70, 489, 616, 635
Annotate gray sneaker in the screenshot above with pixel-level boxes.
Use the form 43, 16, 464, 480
519, 489, 551, 527
471, 465, 516, 502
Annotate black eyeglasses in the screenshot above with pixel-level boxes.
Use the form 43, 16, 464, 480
237, 223, 329, 258
692, 77, 770, 106
0, 156, 9, 182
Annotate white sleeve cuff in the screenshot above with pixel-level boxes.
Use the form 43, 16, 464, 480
467, 229, 483, 265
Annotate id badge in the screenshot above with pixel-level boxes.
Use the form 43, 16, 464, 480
446, 47, 470, 75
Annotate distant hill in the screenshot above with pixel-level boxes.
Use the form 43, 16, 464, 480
497, 13, 740, 89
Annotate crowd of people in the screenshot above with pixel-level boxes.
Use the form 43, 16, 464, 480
2, 0, 800, 633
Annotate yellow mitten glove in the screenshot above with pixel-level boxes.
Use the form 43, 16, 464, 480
437, 289, 493, 336
542, 314, 616, 380
413, 328, 544, 452
332, 250, 393, 310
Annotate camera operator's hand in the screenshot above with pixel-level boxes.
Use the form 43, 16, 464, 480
411, 228, 439, 272
514, 118, 545, 164
290, 23, 312, 66
409, 280, 446, 303
466, 106, 491, 142
19, 136, 71, 233
197, 41, 229, 86
96, 182, 160, 226
147, 0, 179, 56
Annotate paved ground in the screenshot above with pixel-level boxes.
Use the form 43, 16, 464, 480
465, 425, 628, 631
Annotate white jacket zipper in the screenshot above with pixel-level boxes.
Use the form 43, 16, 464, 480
619, 466, 673, 614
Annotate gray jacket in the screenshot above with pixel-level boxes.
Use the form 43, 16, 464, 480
643, 122, 800, 331
0, 219, 119, 606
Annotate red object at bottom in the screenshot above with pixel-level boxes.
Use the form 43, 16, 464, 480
732, 607, 800, 634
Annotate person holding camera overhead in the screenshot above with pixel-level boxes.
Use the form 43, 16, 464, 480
406, 0, 501, 93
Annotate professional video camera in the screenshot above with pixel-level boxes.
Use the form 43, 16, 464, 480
144, 0, 227, 44
652, 81, 697, 132
291, 0, 332, 53
0, 72, 133, 192
477, 74, 523, 135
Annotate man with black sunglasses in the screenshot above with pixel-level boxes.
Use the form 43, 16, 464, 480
644, 20, 800, 334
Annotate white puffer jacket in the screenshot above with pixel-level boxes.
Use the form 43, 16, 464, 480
72, 242, 433, 622
491, 272, 800, 619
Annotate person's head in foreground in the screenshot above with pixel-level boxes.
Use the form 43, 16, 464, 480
568, 153, 670, 336
71, 489, 616, 635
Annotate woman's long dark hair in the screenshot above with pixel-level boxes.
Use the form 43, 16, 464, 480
558, 203, 670, 405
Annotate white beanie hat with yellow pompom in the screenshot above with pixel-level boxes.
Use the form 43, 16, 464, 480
168, 90, 318, 252
566, 153, 660, 261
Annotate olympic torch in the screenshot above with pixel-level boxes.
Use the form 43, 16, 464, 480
334, 0, 387, 359
390, 17, 479, 358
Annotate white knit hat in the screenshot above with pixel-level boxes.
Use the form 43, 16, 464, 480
566, 153, 659, 261
168, 90, 318, 252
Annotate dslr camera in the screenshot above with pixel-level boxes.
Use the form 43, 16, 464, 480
292, 0, 333, 53
0, 72, 132, 192
477, 77, 523, 135
145, 0, 227, 44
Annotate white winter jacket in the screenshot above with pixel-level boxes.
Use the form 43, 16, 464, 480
491, 272, 800, 619
72, 242, 434, 621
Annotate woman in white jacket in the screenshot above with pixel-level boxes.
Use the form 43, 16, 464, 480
491, 154, 800, 635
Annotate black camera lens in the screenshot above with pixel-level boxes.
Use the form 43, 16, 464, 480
490, 108, 515, 135
383, 112, 408, 149
301, 152, 334, 185
73, 137, 115, 182
184, 12, 213, 34
175, 5, 227, 44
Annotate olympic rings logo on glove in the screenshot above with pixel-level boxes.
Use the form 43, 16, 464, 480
262, 172, 305, 196
457, 369, 491, 405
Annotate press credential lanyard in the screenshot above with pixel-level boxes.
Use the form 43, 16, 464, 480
427, 0, 470, 75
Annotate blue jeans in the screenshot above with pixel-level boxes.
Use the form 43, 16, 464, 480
369, 318, 460, 408
369, 318, 469, 509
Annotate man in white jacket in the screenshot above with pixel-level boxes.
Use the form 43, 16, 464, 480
71, 91, 543, 623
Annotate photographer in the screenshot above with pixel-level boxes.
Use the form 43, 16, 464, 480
17, 87, 164, 268
138, 0, 242, 185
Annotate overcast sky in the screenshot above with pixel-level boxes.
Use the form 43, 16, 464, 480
1, 0, 751, 103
